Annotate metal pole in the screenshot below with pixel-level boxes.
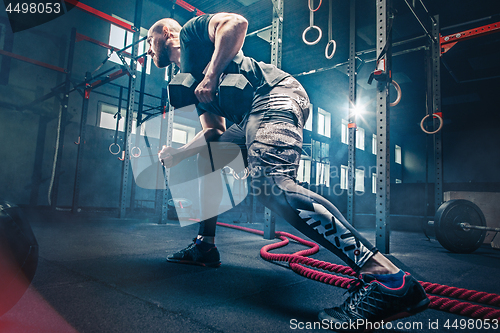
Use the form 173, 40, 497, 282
403, 0, 433, 41
347, 0, 356, 226
72, 72, 91, 213
130, 53, 147, 211
431, 15, 443, 213
263, 0, 283, 239
375, 0, 392, 254
51, 27, 76, 209
119, 0, 142, 218
158, 66, 175, 224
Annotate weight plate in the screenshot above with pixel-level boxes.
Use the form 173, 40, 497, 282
435, 199, 486, 253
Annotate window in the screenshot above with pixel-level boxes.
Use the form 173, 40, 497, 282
317, 107, 331, 137
108, 23, 151, 74
340, 165, 348, 190
98, 102, 141, 134
297, 159, 311, 183
172, 123, 196, 144
312, 140, 329, 161
304, 104, 313, 131
316, 162, 330, 187
172, 128, 187, 144
372, 134, 377, 155
355, 168, 365, 192
372, 173, 377, 194
98, 103, 196, 146
356, 127, 365, 150
341, 119, 348, 144
395, 145, 402, 164
395, 179, 402, 184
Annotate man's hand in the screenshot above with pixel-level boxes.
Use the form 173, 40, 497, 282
158, 145, 183, 168
194, 75, 218, 104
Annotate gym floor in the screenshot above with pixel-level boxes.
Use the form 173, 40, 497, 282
1, 209, 499, 333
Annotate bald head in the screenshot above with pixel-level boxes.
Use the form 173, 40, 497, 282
150, 18, 182, 35
147, 18, 182, 68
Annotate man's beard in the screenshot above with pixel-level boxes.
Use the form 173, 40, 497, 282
155, 47, 171, 68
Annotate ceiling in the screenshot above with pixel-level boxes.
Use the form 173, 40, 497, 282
151, 0, 500, 131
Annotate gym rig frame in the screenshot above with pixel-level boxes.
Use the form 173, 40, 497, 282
2, 1, 499, 253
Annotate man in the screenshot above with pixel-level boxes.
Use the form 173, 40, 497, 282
147, 12, 429, 331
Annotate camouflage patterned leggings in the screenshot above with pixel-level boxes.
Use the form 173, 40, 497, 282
199, 77, 377, 271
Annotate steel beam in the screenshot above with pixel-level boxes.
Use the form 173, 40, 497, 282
130, 55, 148, 211
168, 0, 205, 16
440, 20, 500, 54
158, 67, 175, 224
64, 0, 136, 32
375, 0, 392, 254
431, 15, 443, 212
347, 0, 356, 226
261, 0, 284, 239
119, 0, 142, 218
51, 28, 76, 209
71, 71, 91, 213
0, 49, 66, 73
270, 0, 283, 69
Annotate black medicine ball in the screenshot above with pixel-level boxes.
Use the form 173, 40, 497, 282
0, 201, 39, 317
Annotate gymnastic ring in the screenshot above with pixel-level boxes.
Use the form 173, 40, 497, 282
420, 113, 443, 134
130, 146, 141, 158
302, 26, 322, 46
233, 167, 251, 180
109, 143, 121, 155
308, 0, 322, 12
222, 166, 234, 175
240, 167, 250, 180
325, 39, 336, 59
390, 80, 402, 107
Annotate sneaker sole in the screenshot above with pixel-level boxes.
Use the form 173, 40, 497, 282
166, 257, 221, 268
384, 296, 431, 321
318, 297, 430, 333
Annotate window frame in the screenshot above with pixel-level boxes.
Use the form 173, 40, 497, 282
395, 145, 402, 164
355, 168, 365, 193
317, 107, 331, 138
372, 173, 377, 194
316, 162, 330, 187
340, 165, 348, 190
341, 119, 348, 144
108, 21, 152, 75
356, 127, 365, 151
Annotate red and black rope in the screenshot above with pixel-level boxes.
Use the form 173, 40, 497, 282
216, 222, 500, 320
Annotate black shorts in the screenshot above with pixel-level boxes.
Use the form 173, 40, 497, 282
215, 76, 310, 179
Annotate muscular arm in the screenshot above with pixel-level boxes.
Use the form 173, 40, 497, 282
159, 112, 226, 167
180, 112, 226, 157
194, 13, 248, 103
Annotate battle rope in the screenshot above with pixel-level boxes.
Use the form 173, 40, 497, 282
216, 222, 500, 320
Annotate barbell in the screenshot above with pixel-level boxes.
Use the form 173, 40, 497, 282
168, 73, 254, 113
431, 199, 500, 253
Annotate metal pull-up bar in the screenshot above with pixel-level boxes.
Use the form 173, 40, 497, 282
440, 21, 500, 54
64, 0, 137, 32
0, 49, 66, 73
169, 0, 205, 16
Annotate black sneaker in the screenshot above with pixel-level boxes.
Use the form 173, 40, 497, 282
167, 240, 221, 267
318, 273, 430, 332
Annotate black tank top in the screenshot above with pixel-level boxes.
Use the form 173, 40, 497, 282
179, 14, 289, 124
